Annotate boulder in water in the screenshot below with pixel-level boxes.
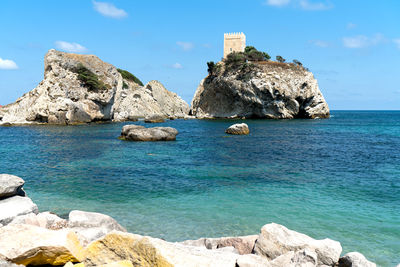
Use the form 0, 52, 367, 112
120, 125, 178, 141
225, 123, 250, 135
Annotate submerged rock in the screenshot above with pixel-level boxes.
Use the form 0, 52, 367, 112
225, 123, 250, 135
191, 61, 329, 119
338, 252, 376, 267
253, 223, 341, 266
120, 125, 178, 141
0, 50, 189, 125
0, 174, 25, 198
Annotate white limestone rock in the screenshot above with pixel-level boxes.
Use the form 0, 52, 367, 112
120, 125, 178, 141
236, 254, 271, 267
0, 174, 25, 198
191, 62, 329, 119
253, 223, 341, 266
0, 196, 38, 226
225, 123, 250, 135
0, 50, 189, 125
270, 249, 318, 267
9, 212, 67, 230
338, 252, 376, 267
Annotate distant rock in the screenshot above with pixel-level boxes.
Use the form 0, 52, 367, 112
225, 123, 250, 135
339, 252, 377, 267
144, 115, 166, 123
0, 174, 25, 198
253, 223, 341, 266
0, 50, 189, 125
120, 125, 178, 141
0, 196, 38, 226
191, 61, 329, 119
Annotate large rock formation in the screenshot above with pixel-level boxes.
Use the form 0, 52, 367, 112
0, 50, 189, 125
190, 61, 329, 119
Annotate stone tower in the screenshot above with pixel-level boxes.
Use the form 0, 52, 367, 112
224, 32, 246, 58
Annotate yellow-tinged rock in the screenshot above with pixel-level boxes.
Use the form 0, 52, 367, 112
64, 262, 74, 267
100, 260, 134, 267
83, 231, 173, 267
0, 224, 85, 266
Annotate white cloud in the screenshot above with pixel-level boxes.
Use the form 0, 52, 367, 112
347, 23, 357, 29
265, 0, 291, 7
0, 58, 18, 70
176, 41, 194, 51
343, 34, 385, 49
171, 63, 183, 69
310, 40, 330, 47
55, 41, 88, 53
394, 39, 400, 49
299, 0, 332, 10
93, 1, 127, 19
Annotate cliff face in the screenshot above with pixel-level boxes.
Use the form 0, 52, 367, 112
0, 50, 189, 125
190, 62, 329, 119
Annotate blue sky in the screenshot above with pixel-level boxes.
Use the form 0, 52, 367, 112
1, 0, 399, 109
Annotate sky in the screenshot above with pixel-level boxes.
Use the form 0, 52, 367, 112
0, 0, 399, 110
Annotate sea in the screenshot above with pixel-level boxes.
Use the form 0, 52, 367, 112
0, 111, 399, 266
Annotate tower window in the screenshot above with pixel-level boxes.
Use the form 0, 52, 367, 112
230, 48, 232, 51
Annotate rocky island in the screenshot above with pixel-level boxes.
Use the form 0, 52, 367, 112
0, 50, 189, 125
190, 47, 330, 119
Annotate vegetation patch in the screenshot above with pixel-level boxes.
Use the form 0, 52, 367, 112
117, 68, 144, 86
73, 63, 108, 91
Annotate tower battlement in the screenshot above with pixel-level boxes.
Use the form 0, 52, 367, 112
223, 32, 246, 58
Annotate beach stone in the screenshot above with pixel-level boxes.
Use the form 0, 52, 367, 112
180, 235, 258, 255
270, 249, 318, 267
0, 174, 25, 198
144, 115, 165, 123
120, 125, 178, 141
0, 224, 84, 266
236, 254, 271, 267
9, 212, 67, 230
0, 196, 38, 226
225, 123, 249, 135
68, 210, 126, 244
338, 252, 376, 267
254, 223, 341, 266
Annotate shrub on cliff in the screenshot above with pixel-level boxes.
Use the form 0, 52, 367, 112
117, 68, 144, 86
74, 63, 108, 91
245, 46, 271, 61
224, 52, 247, 71
276, 55, 286, 63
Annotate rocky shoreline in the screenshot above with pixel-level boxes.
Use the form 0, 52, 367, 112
0, 174, 377, 267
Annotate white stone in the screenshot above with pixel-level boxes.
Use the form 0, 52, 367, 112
0, 174, 24, 198
338, 252, 376, 267
0, 196, 38, 226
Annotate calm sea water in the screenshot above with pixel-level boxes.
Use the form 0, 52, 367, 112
0, 111, 399, 266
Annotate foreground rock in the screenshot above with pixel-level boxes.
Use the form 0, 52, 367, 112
0, 174, 25, 198
0, 50, 189, 125
338, 252, 377, 267
9, 212, 67, 230
225, 123, 250, 135
191, 61, 329, 119
0, 224, 84, 266
120, 125, 178, 141
253, 223, 342, 266
0, 196, 38, 226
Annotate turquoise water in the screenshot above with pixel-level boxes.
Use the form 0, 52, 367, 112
0, 111, 399, 266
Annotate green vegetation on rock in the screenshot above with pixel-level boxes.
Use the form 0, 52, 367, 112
73, 63, 108, 91
117, 68, 144, 86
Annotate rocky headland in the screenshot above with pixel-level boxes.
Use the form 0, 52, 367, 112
190, 57, 330, 119
0, 50, 189, 125
0, 174, 377, 267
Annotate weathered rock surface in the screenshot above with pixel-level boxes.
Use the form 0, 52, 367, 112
191, 62, 329, 119
269, 249, 318, 267
0, 224, 84, 266
180, 235, 258, 255
253, 223, 341, 266
0, 50, 189, 125
236, 254, 271, 267
144, 115, 166, 123
225, 123, 250, 135
68, 210, 127, 245
120, 125, 178, 141
9, 212, 67, 230
0, 196, 38, 226
338, 252, 376, 267
0, 174, 25, 198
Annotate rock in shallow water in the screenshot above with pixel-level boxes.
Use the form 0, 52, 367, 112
225, 123, 250, 135
120, 125, 178, 141
0, 174, 25, 198
338, 252, 376, 267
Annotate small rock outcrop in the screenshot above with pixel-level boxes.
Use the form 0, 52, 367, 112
119, 125, 178, 141
144, 115, 166, 123
225, 123, 250, 135
0, 174, 25, 198
190, 61, 329, 119
0, 50, 189, 125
